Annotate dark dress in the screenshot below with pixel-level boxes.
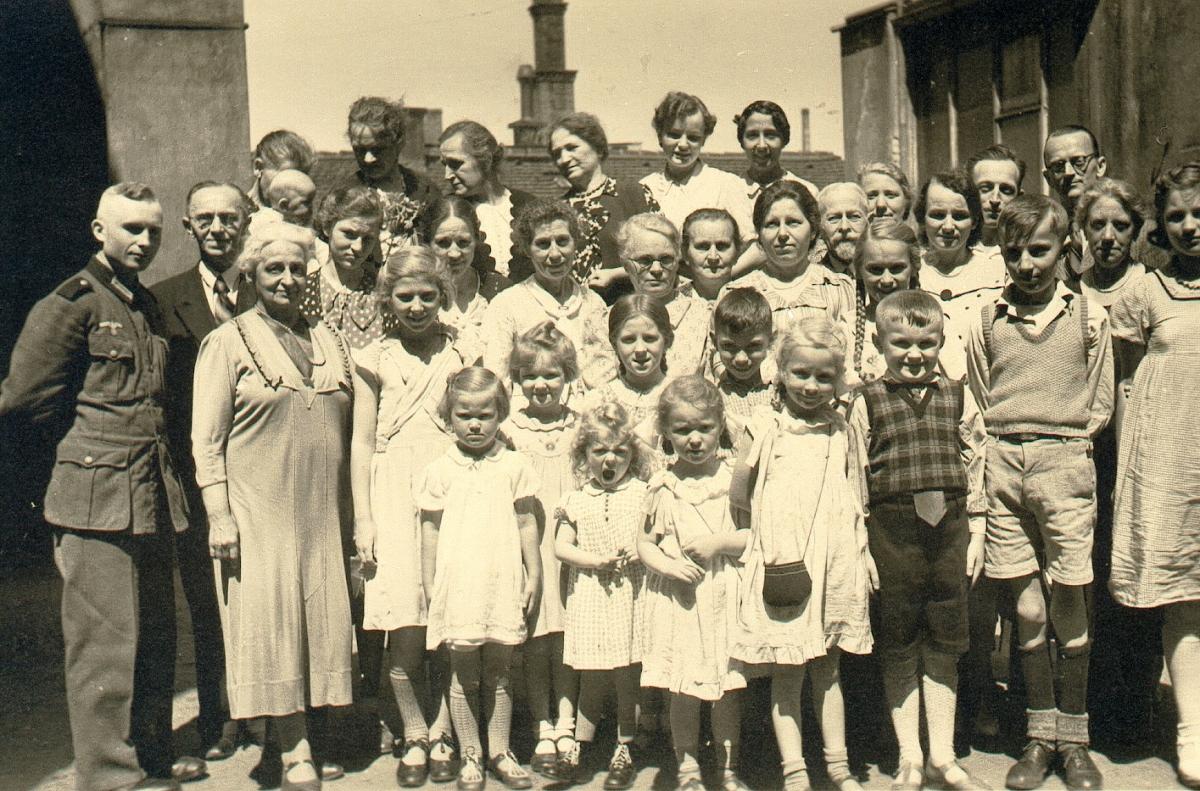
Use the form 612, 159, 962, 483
564, 176, 657, 303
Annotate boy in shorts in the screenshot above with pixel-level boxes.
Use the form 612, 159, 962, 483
966, 193, 1113, 791
851, 289, 988, 790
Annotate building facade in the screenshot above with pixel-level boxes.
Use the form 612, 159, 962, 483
837, 0, 1200, 196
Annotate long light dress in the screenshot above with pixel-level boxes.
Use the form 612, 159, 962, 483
417, 444, 540, 649
192, 311, 354, 718
359, 329, 469, 632
641, 466, 747, 700
920, 246, 1006, 381
557, 478, 649, 670
1108, 268, 1200, 608
729, 406, 873, 667
503, 409, 579, 638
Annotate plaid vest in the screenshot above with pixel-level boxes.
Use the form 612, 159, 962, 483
861, 376, 967, 501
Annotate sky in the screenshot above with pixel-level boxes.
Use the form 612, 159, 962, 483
244, 0, 868, 157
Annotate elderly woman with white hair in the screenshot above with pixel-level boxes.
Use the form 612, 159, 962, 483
581, 213, 713, 388
192, 221, 355, 790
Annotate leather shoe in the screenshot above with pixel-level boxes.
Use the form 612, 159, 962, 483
397, 738, 430, 788
1059, 744, 1103, 790
489, 750, 533, 789
430, 733, 460, 783
281, 759, 321, 791
1005, 740, 1054, 790
319, 761, 344, 782
603, 744, 636, 791
204, 736, 236, 761
530, 739, 558, 778
170, 756, 207, 784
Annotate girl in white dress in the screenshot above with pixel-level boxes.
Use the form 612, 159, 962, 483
417, 367, 543, 791
730, 318, 874, 791
580, 294, 674, 472
639, 375, 750, 791
554, 403, 651, 789
501, 321, 581, 777
350, 247, 465, 783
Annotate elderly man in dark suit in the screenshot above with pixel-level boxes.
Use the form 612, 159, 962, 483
0, 182, 203, 791
151, 181, 255, 761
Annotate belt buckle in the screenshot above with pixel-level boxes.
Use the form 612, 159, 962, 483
1003, 432, 1042, 443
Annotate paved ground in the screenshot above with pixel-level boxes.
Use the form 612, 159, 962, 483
0, 563, 1185, 791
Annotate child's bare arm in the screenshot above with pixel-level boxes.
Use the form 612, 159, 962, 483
516, 496, 543, 616
420, 510, 442, 602
555, 517, 620, 571
350, 365, 381, 564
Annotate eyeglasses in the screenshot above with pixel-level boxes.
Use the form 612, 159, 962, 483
1046, 154, 1096, 176
627, 255, 679, 271
189, 213, 243, 231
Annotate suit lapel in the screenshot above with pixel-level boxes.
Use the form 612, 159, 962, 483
174, 268, 218, 341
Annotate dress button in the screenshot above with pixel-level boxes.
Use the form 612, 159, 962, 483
83, 455, 94, 464
109, 349, 119, 358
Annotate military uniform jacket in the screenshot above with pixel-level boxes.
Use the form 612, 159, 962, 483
0, 256, 188, 534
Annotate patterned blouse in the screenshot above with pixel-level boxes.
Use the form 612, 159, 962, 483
564, 177, 659, 297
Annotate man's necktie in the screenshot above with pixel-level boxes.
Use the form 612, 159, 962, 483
914, 490, 948, 528
213, 277, 235, 323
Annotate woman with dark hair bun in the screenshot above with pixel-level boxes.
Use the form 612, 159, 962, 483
344, 96, 441, 258
639, 92, 746, 242
440, 120, 538, 284
548, 112, 657, 302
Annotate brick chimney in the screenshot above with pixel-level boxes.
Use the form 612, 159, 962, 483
510, 0, 577, 148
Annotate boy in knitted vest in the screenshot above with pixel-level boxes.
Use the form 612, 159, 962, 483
966, 194, 1113, 791
849, 289, 988, 791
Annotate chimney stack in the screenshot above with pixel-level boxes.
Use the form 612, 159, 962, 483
801, 108, 811, 152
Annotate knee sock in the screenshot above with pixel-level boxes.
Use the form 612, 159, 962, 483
882, 648, 923, 766
389, 668, 430, 742
1056, 644, 1091, 716
1019, 641, 1057, 715
449, 681, 483, 757
782, 758, 809, 791
483, 680, 514, 758
824, 746, 853, 784
922, 645, 959, 767
1166, 607, 1200, 748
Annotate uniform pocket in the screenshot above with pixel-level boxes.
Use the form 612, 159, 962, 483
44, 438, 132, 531
87, 330, 136, 398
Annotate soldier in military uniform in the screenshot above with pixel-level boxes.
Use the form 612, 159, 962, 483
0, 183, 204, 791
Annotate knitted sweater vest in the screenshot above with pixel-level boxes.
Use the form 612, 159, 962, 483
861, 376, 967, 501
979, 297, 1090, 437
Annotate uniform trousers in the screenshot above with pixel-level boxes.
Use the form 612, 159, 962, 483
54, 526, 176, 791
